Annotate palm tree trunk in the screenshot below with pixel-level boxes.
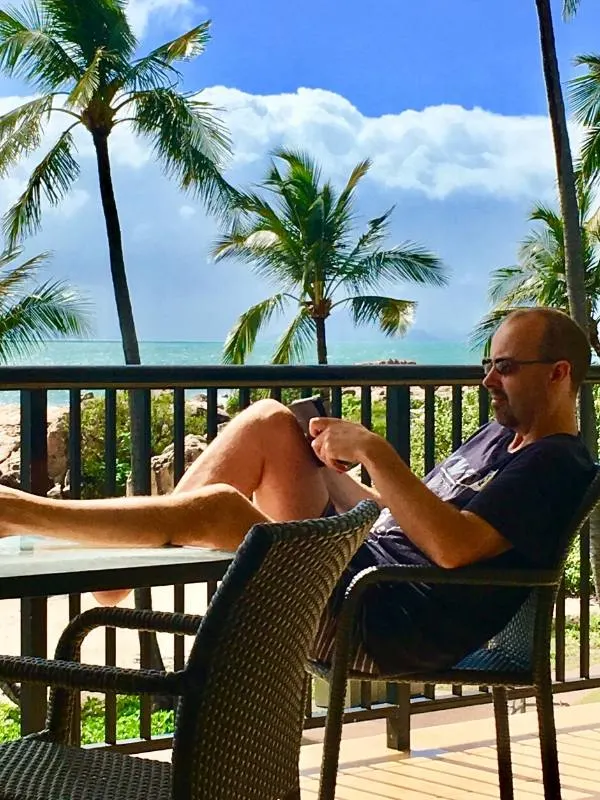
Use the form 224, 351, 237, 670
91, 131, 141, 365
315, 317, 328, 364
535, 0, 600, 601
92, 130, 166, 677
535, 0, 587, 325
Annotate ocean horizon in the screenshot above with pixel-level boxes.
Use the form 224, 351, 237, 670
0, 338, 479, 407
3, 337, 478, 367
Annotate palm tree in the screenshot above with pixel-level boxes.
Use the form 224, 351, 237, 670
213, 150, 448, 365
0, 1, 232, 368
471, 178, 600, 355
534, 0, 600, 607
0, 246, 91, 358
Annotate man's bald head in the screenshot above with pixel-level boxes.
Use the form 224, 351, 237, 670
501, 308, 591, 392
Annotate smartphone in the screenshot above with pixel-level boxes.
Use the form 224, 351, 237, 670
288, 396, 354, 470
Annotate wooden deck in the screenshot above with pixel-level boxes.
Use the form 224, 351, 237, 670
143, 699, 600, 797
297, 701, 600, 799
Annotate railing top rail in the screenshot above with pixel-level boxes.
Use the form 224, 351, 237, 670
2, 363, 600, 390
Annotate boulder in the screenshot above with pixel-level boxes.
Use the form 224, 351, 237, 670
149, 434, 208, 495
0, 404, 69, 492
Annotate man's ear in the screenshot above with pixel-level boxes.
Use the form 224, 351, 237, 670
550, 360, 571, 385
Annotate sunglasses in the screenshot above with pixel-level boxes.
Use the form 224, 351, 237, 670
481, 357, 558, 376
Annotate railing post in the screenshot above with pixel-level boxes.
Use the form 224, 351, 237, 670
386, 385, 411, 464
19, 388, 49, 735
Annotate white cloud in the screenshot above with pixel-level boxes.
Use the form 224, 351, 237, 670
126, 0, 207, 39
179, 205, 197, 219
202, 86, 578, 201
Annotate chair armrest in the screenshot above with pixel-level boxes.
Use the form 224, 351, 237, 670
0, 655, 184, 695
348, 565, 557, 590
54, 607, 202, 662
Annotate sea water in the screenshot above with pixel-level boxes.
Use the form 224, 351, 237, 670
0, 338, 478, 406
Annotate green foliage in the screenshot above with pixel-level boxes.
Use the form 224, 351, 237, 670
0, 246, 91, 361
340, 386, 481, 479
72, 391, 207, 498
0, 702, 19, 742
471, 174, 600, 354
0, 695, 174, 744
80, 695, 174, 745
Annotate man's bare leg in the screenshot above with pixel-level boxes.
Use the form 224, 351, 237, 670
0, 400, 330, 549
173, 398, 331, 520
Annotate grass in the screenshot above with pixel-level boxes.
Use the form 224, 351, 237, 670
555, 613, 600, 670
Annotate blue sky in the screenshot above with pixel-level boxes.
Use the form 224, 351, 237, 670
1, 0, 599, 348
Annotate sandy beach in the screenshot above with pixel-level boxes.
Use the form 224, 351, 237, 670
0, 583, 213, 702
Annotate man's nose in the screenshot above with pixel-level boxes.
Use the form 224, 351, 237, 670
482, 367, 499, 389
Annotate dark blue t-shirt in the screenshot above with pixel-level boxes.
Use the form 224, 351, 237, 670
345, 422, 596, 674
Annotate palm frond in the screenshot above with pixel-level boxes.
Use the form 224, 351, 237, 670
0, 246, 51, 294
333, 158, 371, 226
212, 194, 303, 284
131, 88, 234, 215
0, 278, 92, 362
65, 45, 103, 108
529, 202, 565, 236
570, 55, 600, 127
0, 95, 55, 174
271, 308, 315, 364
222, 294, 288, 364
469, 308, 528, 354
271, 148, 321, 187
0, 8, 81, 89
342, 245, 448, 294
43, 0, 135, 66
347, 207, 394, 259
346, 295, 416, 336
563, 0, 582, 19
3, 127, 79, 248
147, 22, 210, 64
487, 266, 533, 305
579, 125, 600, 182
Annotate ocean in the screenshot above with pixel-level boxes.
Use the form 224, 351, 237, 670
6, 338, 477, 367
0, 338, 478, 406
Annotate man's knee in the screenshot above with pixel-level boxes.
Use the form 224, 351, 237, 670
243, 399, 301, 438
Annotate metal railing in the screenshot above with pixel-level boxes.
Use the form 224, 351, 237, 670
4, 363, 600, 751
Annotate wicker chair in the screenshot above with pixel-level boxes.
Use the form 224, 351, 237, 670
0, 500, 380, 800
315, 470, 600, 800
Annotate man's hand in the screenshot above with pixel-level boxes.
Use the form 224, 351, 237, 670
309, 417, 378, 472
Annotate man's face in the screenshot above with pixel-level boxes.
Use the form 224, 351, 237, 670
482, 317, 556, 430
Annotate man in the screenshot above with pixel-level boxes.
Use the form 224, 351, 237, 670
0, 308, 595, 674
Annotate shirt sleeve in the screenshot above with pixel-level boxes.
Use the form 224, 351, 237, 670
462, 441, 592, 567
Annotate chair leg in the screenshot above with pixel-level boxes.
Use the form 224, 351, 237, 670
536, 680, 561, 800
386, 683, 411, 751
318, 670, 348, 800
493, 687, 514, 800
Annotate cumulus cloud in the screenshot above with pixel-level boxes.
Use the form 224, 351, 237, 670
126, 0, 208, 39
202, 86, 578, 201
179, 205, 197, 219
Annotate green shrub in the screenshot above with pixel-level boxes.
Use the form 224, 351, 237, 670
73, 392, 208, 498
0, 695, 175, 744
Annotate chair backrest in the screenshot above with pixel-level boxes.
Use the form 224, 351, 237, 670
171, 500, 380, 800
467, 467, 600, 673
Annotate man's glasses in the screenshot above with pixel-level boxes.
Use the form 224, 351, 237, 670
481, 357, 558, 376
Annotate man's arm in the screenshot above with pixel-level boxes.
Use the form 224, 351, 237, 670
310, 417, 511, 568
321, 468, 383, 513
